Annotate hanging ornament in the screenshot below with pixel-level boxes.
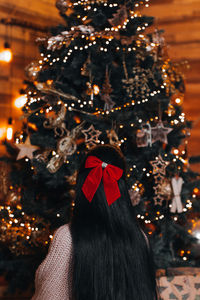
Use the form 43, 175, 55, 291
151, 120, 173, 144
101, 67, 115, 111
170, 175, 184, 213
85, 65, 96, 106
151, 29, 166, 61
122, 56, 133, 98
150, 155, 170, 176
86, 81, 94, 103
81, 54, 91, 76
101, 94, 115, 112
15, 137, 39, 160
47, 122, 85, 173
36, 82, 80, 102
154, 173, 164, 184
122, 58, 158, 100
166, 104, 176, 117
108, 5, 128, 27
7, 190, 20, 205
153, 195, 164, 206
153, 178, 172, 206
150, 155, 170, 206
46, 155, 64, 174
152, 29, 165, 47
56, 0, 71, 14
159, 178, 172, 200
65, 170, 78, 186
82, 124, 102, 149
35, 150, 51, 163
43, 101, 67, 137
106, 129, 120, 147
25, 62, 41, 80
136, 123, 152, 147
129, 188, 141, 206
58, 135, 77, 156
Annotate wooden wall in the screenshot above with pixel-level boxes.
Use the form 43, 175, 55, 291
0, 0, 61, 153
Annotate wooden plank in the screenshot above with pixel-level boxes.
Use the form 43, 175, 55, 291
143, 1, 200, 20
167, 42, 200, 60
0, 0, 61, 27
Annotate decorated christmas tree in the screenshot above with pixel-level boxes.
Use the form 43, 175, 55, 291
0, 0, 200, 293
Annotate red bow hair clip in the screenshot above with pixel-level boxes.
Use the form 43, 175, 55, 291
82, 156, 123, 206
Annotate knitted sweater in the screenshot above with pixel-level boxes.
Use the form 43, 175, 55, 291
31, 224, 73, 300
31, 224, 149, 300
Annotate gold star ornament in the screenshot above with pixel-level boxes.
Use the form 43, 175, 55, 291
82, 125, 102, 149
150, 155, 170, 175
16, 137, 39, 160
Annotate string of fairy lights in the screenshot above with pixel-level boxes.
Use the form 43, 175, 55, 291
0, 200, 53, 254
2, 0, 199, 261
69, 0, 150, 9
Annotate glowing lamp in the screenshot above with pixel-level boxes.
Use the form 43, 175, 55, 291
0, 42, 13, 63
6, 118, 13, 141
14, 95, 27, 108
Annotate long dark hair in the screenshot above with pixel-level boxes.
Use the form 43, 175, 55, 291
71, 145, 157, 300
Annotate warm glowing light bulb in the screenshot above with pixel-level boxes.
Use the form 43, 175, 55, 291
6, 117, 13, 140
14, 95, 27, 108
6, 126, 13, 140
93, 84, 100, 95
173, 149, 179, 155
175, 98, 181, 104
0, 49, 12, 62
193, 188, 199, 194
0, 42, 12, 63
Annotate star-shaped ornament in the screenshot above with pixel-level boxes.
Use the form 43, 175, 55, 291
151, 120, 172, 144
150, 155, 170, 175
154, 173, 164, 184
16, 137, 39, 160
153, 194, 164, 206
82, 125, 102, 149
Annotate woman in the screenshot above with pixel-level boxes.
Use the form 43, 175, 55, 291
32, 145, 158, 300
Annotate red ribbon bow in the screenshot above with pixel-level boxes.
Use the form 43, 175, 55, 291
82, 156, 123, 206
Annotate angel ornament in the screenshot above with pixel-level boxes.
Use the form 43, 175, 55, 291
170, 175, 184, 213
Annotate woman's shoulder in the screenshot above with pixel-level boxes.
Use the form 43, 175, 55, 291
51, 223, 72, 249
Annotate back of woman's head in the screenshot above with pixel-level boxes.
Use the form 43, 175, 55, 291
71, 145, 157, 300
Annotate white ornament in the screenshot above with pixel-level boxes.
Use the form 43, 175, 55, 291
170, 176, 184, 213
